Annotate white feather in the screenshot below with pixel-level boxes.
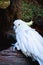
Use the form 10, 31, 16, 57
13, 19, 43, 65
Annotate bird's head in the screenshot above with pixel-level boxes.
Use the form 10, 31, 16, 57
13, 19, 26, 30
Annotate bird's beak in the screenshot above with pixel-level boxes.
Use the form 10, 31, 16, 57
13, 24, 17, 30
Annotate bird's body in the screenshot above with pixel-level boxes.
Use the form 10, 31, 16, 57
13, 19, 43, 65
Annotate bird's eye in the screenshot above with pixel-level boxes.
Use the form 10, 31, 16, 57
18, 24, 20, 26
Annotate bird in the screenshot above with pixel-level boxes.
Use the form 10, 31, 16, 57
13, 19, 43, 65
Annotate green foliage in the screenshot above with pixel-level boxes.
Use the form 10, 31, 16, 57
21, 1, 43, 21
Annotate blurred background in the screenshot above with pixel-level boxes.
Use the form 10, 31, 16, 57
0, 0, 43, 22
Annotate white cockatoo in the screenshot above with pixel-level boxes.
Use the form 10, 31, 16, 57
13, 19, 43, 65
